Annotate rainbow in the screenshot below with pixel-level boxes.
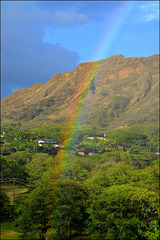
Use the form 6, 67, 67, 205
53, 1, 136, 179
92, 1, 136, 61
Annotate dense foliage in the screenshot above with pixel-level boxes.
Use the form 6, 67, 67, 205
0, 191, 12, 222
0, 123, 159, 239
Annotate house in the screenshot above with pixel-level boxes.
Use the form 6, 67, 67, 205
88, 152, 94, 156
38, 139, 59, 147
77, 151, 96, 156
97, 137, 106, 140
38, 140, 45, 146
44, 139, 56, 144
118, 146, 124, 150
77, 151, 85, 156
86, 134, 106, 141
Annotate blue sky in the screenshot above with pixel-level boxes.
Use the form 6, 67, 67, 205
1, 1, 159, 99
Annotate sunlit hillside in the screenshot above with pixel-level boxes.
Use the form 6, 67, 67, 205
1, 54, 159, 131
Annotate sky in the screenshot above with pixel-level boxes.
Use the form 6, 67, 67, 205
1, 1, 159, 99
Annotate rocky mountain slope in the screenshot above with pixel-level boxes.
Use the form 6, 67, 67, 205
1, 54, 159, 130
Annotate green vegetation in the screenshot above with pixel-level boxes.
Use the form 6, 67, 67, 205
0, 191, 11, 222
0, 184, 28, 205
1, 222, 22, 239
88, 185, 159, 240
0, 123, 159, 239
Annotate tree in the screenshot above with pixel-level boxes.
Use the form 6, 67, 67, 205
53, 179, 89, 239
63, 155, 92, 182
0, 150, 32, 180
115, 132, 147, 150
14, 151, 65, 239
0, 191, 11, 222
26, 153, 54, 185
87, 184, 159, 239
15, 183, 55, 240
86, 160, 159, 194
85, 162, 136, 194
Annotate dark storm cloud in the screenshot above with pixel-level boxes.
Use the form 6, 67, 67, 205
1, 1, 80, 99
2, 41, 79, 98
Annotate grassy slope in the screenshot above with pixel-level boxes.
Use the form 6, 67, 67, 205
1, 223, 22, 240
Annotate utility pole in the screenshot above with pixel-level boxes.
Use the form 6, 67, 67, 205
13, 178, 15, 205
0, 178, 31, 205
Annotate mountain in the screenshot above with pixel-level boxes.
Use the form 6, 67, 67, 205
1, 54, 159, 130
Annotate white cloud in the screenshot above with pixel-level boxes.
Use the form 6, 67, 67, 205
143, 13, 158, 22
139, 2, 159, 22
51, 11, 91, 26
53, 11, 75, 25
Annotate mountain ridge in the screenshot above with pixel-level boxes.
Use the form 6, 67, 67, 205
1, 54, 159, 130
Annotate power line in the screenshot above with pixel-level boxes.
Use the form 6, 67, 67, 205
1, 178, 35, 205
